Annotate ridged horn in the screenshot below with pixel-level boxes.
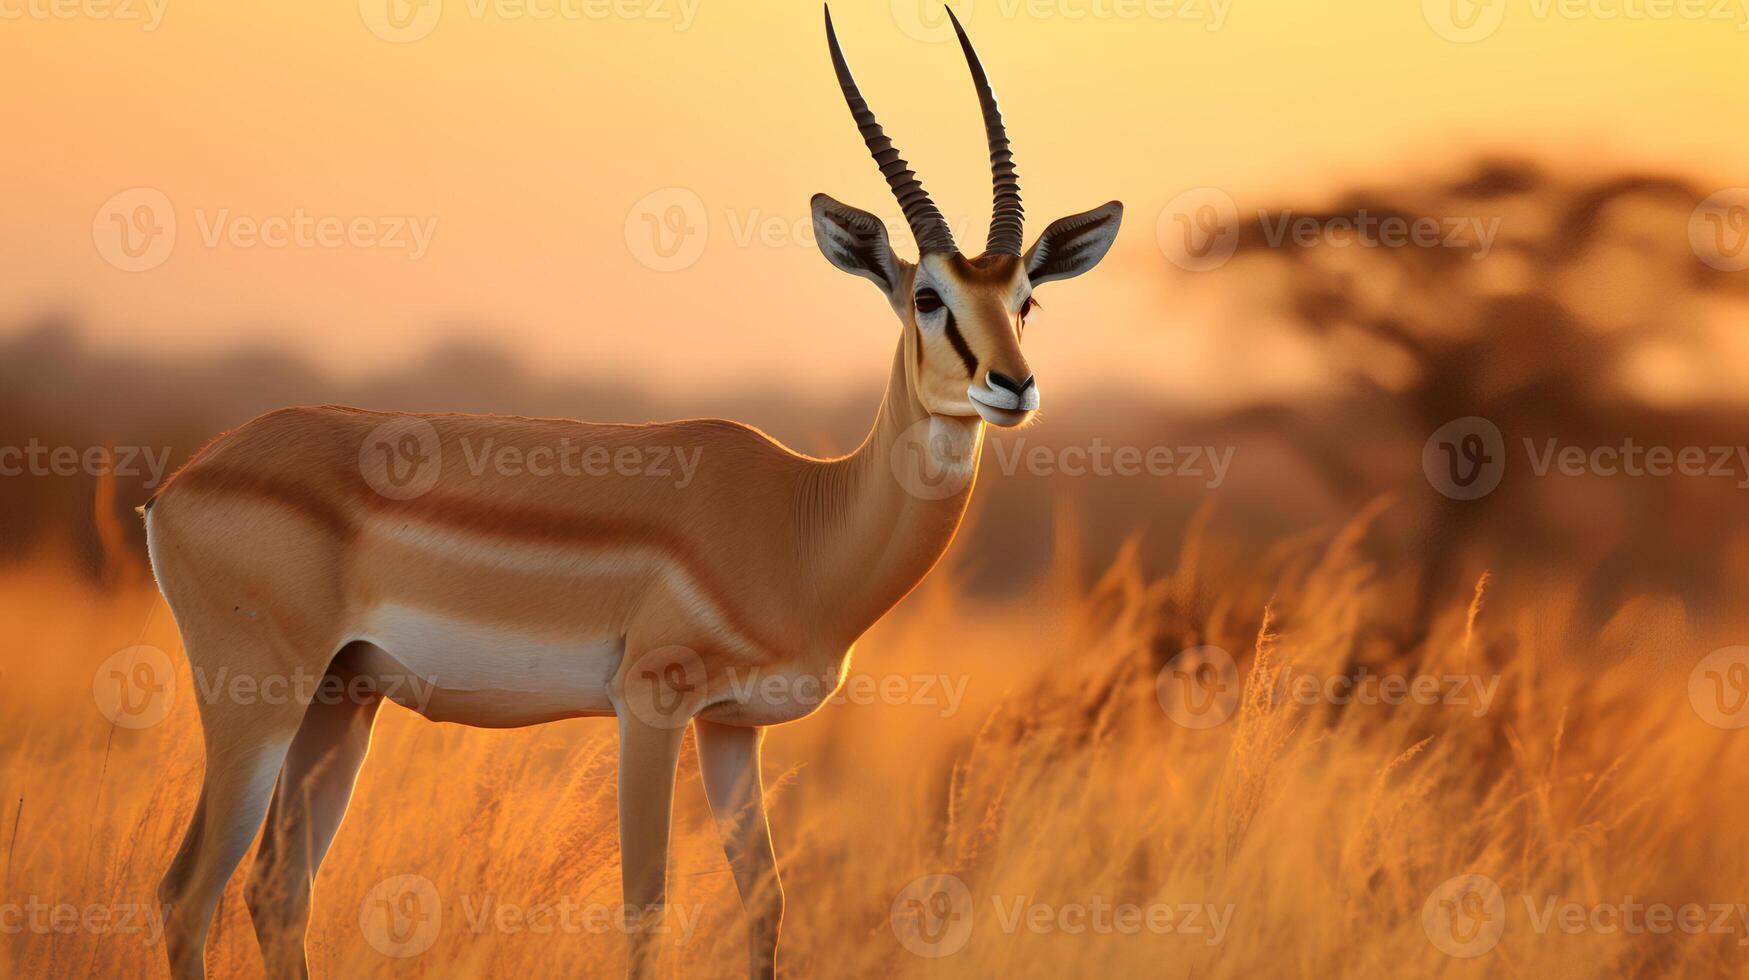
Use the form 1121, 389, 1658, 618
824, 6, 957, 254
946, 7, 1023, 256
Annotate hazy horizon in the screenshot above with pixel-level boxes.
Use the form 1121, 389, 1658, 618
7, 0, 1749, 401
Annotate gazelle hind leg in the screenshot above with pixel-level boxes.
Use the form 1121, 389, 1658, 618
245, 665, 383, 980
159, 690, 307, 980
695, 720, 783, 980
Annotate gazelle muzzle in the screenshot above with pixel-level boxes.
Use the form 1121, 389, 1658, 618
967, 370, 1039, 426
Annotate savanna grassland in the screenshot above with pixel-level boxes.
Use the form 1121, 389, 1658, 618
5, 158, 1749, 978
2, 503, 1744, 979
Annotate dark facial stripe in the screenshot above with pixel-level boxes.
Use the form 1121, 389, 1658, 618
941, 311, 978, 377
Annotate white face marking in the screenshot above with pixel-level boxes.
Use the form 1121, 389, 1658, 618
910, 254, 1037, 426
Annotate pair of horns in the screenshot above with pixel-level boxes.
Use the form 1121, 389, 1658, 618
824, 6, 1023, 257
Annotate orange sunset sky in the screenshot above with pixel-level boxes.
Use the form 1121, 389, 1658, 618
2, 0, 1745, 402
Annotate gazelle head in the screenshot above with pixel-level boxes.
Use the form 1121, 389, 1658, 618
812, 7, 1123, 428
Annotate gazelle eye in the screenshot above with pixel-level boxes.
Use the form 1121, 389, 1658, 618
1020, 295, 1039, 321
914, 288, 944, 315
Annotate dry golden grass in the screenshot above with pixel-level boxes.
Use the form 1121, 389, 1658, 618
2, 512, 1746, 978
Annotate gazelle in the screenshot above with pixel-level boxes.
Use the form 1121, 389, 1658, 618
144, 7, 1120, 978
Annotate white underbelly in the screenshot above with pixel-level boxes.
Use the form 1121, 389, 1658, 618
353, 604, 623, 726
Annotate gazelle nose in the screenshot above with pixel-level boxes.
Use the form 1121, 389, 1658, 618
986, 371, 1035, 395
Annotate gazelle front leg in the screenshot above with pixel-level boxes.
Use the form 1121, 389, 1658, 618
695, 720, 783, 980
615, 707, 688, 978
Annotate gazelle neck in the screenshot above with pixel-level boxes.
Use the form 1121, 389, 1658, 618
800, 339, 986, 645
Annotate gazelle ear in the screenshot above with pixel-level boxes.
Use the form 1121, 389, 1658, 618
812, 193, 904, 300
1023, 201, 1124, 286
